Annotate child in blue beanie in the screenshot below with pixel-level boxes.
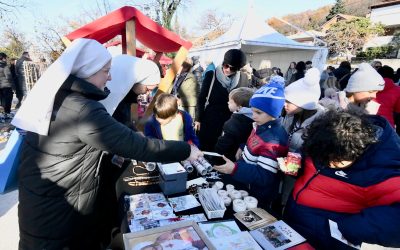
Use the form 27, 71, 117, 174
214, 82, 289, 209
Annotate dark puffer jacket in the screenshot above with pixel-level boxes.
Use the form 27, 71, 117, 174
0, 61, 13, 89
18, 76, 190, 249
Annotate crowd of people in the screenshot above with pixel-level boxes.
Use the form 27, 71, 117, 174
9, 38, 400, 249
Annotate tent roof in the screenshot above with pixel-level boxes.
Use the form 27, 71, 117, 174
65, 6, 192, 53
191, 7, 319, 53
105, 41, 173, 65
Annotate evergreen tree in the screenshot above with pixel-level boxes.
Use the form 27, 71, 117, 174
326, 0, 346, 21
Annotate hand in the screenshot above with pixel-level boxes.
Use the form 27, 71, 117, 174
194, 121, 201, 131
213, 155, 235, 175
235, 148, 243, 160
186, 144, 203, 161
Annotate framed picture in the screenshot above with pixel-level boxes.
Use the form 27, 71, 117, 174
234, 208, 277, 230
123, 220, 215, 250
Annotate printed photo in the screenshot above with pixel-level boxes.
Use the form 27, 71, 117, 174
124, 221, 213, 250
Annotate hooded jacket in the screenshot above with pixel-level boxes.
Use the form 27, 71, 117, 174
284, 115, 400, 249
215, 108, 254, 161
18, 76, 190, 248
376, 78, 400, 127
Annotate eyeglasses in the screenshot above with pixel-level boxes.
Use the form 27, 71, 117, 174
223, 63, 238, 72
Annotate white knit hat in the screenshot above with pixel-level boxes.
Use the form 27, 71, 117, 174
284, 68, 321, 110
344, 63, 384, 93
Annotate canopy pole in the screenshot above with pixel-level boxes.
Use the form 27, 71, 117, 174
121, 31, 127, 54
136, 46, 188, 131
126, 19, 136, 56
61, 37, 72, 47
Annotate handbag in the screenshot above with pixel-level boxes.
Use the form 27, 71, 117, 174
204, 71, 216, 110
0, 129, 24, 193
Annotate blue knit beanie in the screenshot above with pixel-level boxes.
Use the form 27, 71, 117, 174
250, 82, 285, 118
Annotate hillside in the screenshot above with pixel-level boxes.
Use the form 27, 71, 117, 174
268, 0, 386, 35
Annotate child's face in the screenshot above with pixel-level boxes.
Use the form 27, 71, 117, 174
252, 107, 273, 125
352, 91, 378, 105
156, 114, 176, 126
227, 97, 240, 112
284, 101, 302, 115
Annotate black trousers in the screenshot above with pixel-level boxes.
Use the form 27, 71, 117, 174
0, 87, 13, 113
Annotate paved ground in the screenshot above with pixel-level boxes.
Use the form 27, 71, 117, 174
0, 190, 19, 250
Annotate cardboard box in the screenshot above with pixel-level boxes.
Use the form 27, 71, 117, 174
158, 162, 187, 195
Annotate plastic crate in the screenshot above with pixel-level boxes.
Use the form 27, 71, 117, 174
198, 188, 226, 219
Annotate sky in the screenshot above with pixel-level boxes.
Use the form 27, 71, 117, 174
2, 0, 336, 36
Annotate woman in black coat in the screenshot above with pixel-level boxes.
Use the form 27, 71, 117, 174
13, 39, 202, 249
195, 49, 248, 151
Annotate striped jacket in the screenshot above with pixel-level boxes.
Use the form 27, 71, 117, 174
232, 119, 289, 207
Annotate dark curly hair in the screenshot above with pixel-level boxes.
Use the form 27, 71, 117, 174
302, 110, 378, 166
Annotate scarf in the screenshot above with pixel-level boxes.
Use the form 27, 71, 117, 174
215, 65, 240, 91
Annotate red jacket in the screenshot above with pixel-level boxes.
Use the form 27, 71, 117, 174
376, 78, 400, 127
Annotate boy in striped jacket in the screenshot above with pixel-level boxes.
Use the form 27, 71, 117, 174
214, 82, 289, 209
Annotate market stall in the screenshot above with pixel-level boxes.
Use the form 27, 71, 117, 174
114, 158, 314, 250
63, 6, 192, 127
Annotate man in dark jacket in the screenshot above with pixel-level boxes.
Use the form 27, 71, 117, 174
15, 51, 31, 108
333, 61, 352, 90
0, 52, 14, 119
284, 110, 400, 249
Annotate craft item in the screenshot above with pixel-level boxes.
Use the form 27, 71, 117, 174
191, 160, 207, 176
217, 190, 228, 197
158, 163, 188, 195
198, 220, 241, 239
111, 155, 125, 168
234, 208, 277, 230
123, 221, 214, 250
168, 195, 201, 212
198, 156, 213, 172
144, 162, 156, 171
181, 160, 194, 173
212, 181, 224, 190
198, 188, 226, 219
233, 199, 246, 212
277, 152, 302, 176
127, 193, 176, 221
244, 196, 258, 209
186, 177, 208, 189
202, 151, 223, 157
239, 190, 249, 198
250, 220, 306, 250
229, 190, 242, 200
211, 231, 262, 250
222, 196, 232, 206
226, 184, 235, 191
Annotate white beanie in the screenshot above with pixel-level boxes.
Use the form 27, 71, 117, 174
344, 63, 384, 93
100, 55, 161, 115
285, 68, 321, 110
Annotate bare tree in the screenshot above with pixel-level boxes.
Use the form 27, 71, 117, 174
0, 25, 29, 58
197, 9, 233, 34
126, 0, 189, 30
0, 0, 26, 19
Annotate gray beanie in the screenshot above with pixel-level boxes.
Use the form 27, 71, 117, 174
344, 63, 384, 93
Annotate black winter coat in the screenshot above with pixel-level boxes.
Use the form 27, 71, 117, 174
196, 70, 248, 151
18, 76, 190, 249
0, 61, 13, 89
215, 113, 253, 161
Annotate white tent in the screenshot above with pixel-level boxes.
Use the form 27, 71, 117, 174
190, 7, 328, 72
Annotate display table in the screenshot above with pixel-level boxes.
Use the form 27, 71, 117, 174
110, 160, 314, 250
